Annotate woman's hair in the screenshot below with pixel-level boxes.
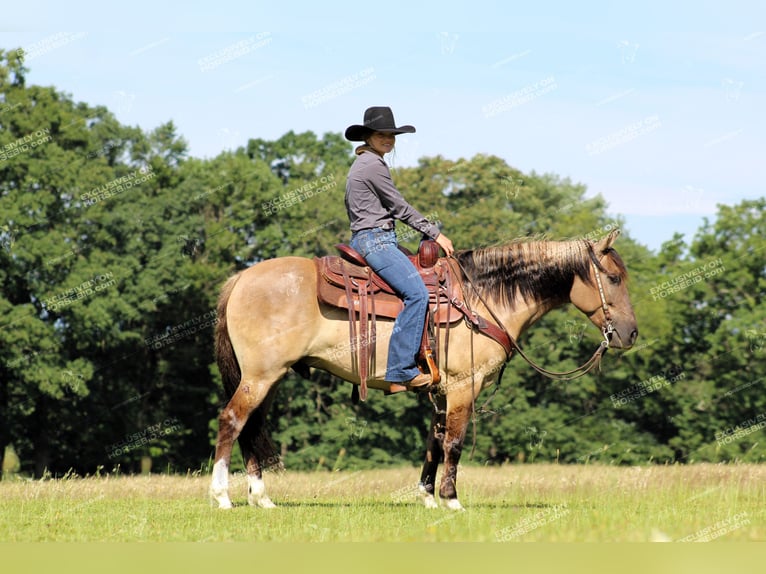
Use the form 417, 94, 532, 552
355, 144, 375, 155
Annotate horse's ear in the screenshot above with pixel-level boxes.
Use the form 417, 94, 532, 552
597, 228, 620, 252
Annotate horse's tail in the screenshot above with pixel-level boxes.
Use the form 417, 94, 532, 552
215, 272, 242, 399
214, 269, 282, 471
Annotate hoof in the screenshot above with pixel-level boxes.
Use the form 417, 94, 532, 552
247, 476, 276, 508
210, 489, 233, 509
248, 494, 277, 509
418, 484, 439, 509
442, 498, 465, 511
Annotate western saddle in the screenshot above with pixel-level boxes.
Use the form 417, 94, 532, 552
314, 240, 512, 402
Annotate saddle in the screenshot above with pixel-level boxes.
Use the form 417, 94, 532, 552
314, 240, 464, 401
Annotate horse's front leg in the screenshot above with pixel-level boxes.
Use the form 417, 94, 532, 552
439, 390, 474, 510
418, 394, 446, 509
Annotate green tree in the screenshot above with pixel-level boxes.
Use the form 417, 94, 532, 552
0, 49, 118, 474
665, 200, 766, 462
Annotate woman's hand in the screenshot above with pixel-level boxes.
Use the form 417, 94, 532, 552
435, 233, 455, 257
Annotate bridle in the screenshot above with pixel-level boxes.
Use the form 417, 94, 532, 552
588, 247, 616, 348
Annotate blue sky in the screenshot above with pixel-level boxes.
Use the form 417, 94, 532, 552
4, 1, 764, 251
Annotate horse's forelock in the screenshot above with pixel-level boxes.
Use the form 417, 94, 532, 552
602, 247, 629, 281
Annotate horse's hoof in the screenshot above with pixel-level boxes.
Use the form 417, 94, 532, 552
421, 494, 439, 509
210, 488, 233, 509
212, 496, 233, 509
443, 498, 465, 511
249, 495, 277, 509
418, 484, 439, 509
247, 476, 276, 508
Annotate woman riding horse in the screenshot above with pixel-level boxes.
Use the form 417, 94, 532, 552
344, 106, 454, 390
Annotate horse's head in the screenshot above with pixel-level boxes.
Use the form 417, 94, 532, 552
570, 229, 638, 349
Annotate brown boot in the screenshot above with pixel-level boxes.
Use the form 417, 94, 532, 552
384, 373, 433, 394
403, 373, 432, 390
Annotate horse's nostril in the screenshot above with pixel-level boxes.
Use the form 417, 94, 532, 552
629, 329, 638, 345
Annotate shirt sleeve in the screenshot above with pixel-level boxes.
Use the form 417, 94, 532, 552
364, 158, 441, 240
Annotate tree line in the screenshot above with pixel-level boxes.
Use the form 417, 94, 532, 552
1, 50, 764, 478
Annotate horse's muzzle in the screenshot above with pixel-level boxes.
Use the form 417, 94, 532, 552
610, 326, 638, 349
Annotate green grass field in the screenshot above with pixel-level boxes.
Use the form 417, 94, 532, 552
1, 464, 763, 542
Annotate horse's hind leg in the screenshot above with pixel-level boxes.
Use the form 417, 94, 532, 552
210, 373, 282, 509
418, 395, 446, 509
240, 385, 281, 508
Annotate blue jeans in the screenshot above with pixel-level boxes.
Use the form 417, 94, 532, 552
350, 228, 428, 382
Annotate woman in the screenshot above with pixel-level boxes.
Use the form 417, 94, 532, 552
344, 106, 454, 389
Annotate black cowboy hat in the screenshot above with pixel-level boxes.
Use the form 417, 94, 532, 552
344, 106, 416, 141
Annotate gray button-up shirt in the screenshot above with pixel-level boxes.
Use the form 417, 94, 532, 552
344, 150, 440, 240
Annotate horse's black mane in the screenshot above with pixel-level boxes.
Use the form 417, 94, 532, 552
455, 239, 627, 308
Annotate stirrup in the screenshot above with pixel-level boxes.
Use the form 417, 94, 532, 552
384, 383, 409, 395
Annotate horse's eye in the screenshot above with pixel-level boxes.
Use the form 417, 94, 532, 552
608, 275, 621, 285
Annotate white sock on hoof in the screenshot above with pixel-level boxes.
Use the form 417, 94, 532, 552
443, 498, 465, 511
247, 475, 276, 508
210, 459, 233, 509
418, 483, 439, 509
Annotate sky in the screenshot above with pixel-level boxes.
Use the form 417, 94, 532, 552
3, 0, 764, 252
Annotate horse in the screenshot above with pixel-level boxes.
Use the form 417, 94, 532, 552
209, 228, 638, 510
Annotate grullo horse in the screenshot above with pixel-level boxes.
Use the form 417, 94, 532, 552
209, 229, 637, 510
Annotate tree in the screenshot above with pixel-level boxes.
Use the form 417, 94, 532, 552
0, 49, 120, 474
665, 200, 766, 462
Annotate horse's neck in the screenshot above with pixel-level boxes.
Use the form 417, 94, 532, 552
489, 292, 567, 341
465, 240, 583, 337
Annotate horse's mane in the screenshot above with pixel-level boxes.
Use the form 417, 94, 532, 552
455, 239, 628, 308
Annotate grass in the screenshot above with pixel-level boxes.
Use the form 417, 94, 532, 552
0, 464, 763, 542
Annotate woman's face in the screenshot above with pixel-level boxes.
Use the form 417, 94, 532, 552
367, 131, 395, 155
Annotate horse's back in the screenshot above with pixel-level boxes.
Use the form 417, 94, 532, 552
225, 257, 321, 360
233, 256, 317, 300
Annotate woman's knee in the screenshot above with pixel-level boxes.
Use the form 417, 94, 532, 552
403, 281, 429, 305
